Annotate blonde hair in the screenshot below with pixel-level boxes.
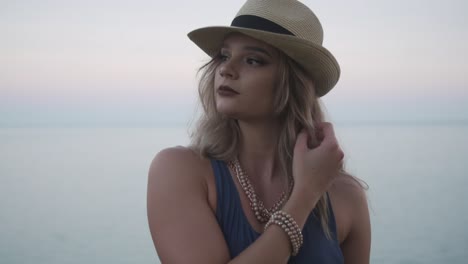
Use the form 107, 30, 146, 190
190, 47, 354, 239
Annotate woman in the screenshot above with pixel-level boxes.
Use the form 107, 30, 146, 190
147, 0, 371, 263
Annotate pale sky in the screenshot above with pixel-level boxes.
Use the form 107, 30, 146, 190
1, 0, 467, 127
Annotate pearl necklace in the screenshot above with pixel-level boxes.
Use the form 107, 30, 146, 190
228, 158, 294, 223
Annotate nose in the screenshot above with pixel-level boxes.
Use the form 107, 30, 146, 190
218, 60, 238, 79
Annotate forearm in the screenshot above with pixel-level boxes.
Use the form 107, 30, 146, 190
228, 224, 291, 264
228, 192, 315, 264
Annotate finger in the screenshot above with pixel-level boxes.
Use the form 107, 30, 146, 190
338, 148, 344, 161
305, 127, 318, 148
294, 129, 309, 155
315, 127, 324, 142
317, 123, 338, 148
318, 122, 335, 138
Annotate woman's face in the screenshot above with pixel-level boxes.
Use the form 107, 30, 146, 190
214, 33, 280, 121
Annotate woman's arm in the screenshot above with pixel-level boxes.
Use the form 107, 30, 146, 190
147, 147, 230, 263
329, 174, 371, 264
147, 123, 344, 263
339, 180, 371, 264
147, 147, 312, 263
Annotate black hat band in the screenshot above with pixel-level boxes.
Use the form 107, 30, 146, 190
231, 15, 294, 36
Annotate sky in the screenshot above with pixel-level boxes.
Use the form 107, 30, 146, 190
1, 0, 467, 127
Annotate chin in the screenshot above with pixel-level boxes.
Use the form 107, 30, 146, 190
216, 104, 239, 118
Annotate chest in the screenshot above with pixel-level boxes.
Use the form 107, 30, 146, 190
209, 162, 344, 262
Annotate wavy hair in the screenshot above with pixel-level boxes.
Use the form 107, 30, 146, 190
190, 47, 361, 239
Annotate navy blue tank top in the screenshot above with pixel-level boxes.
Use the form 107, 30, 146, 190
210, 159, 344, 263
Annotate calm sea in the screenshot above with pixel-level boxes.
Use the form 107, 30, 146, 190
1, 125, 467, 263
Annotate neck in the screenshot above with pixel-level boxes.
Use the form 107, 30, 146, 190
237, 119, 281, 183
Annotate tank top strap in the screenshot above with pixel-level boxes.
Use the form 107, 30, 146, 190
210, 159, 260, 258
326, 192, 339, 241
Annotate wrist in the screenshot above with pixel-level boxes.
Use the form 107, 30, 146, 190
291, 184, 320, 208
264, 210, 304, 256
281, 190, 317, 229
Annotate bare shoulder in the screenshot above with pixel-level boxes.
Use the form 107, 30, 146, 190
330, 173, 368, 206
329, 173, 371, 264
148, 146, 212, 189
147, 146, 229, 262
149, 146, 209, 176
328, 172, 369, 229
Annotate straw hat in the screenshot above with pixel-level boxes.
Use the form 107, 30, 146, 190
188, 0, 340, 97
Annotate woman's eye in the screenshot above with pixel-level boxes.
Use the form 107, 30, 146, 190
218, 53, 229, 62
246, 58, 264, 66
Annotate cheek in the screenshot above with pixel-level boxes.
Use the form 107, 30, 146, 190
246, 79, 276, 113
250, 73, 276, 99
213, 73, 221, 88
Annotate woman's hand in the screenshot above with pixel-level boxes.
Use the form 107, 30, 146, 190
291, 122, 344, 210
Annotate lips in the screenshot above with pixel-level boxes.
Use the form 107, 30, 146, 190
218, 85, 239, 94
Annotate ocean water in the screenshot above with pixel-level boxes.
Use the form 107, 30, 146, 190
0, 125, 467, 263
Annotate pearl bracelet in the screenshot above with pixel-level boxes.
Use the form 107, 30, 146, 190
264, 210, 304, 256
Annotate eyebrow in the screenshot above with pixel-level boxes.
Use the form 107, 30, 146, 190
221, 44, 273, 58
243, 46, 272, 58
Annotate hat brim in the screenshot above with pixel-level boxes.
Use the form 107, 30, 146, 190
188, 26, 340, 97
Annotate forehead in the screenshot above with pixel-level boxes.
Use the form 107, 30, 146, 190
221, 33, 278, 55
